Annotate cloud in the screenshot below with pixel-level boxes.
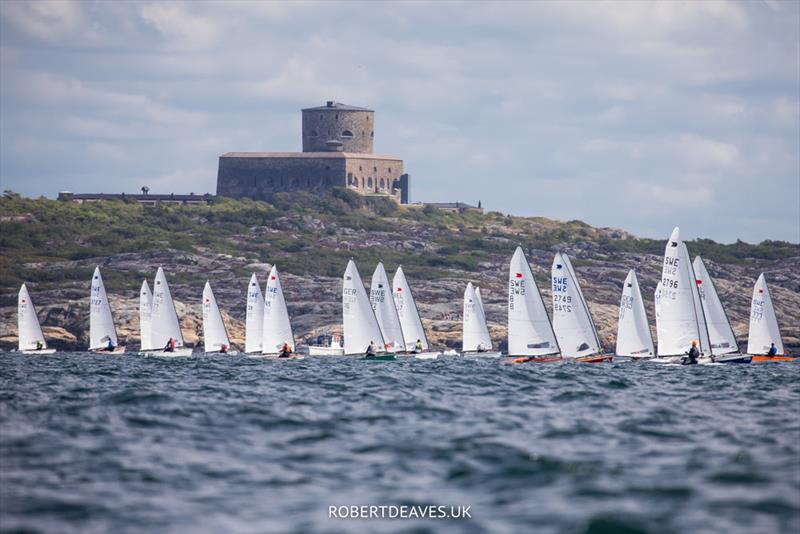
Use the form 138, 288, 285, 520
0, 0, 797, 243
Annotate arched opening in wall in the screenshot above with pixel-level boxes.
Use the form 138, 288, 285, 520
379, 178, 385, 190
309, 130, 319, 138
388, 168, 392, 174
373, 166, 377, 172
341, 130, 353, 138
368, 177, 373, 189
347, 173, 354, 186
361, 177, 365, 188
288, 177, 296, 187
370, 131, 374, 138
362, 131, 365, 137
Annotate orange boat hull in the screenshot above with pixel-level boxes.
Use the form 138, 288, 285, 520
503, 356, 562, 364
751, 355, 795, 362
576, 354, 614, 363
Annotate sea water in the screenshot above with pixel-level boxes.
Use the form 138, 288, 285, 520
1, 354, 798, 533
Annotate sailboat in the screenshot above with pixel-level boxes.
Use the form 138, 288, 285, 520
89, 267, 125, 353
505, 246, 561, 363
693, 257, 750, 364
615, 269, 655, 359
261, 266, 301, 359
370, 262, 406, 353
139, 280, 154, 351
748, 274, 792, 362
17, 284, 56, 354
141, 267, 193, 357
551, 252, 612, 363
463, 282, 500, 357
202, 281, 236, 355
392, 266, 441, 359
343, 260, 396, 360
244, 274, 264, 354
652, 227, 711, 364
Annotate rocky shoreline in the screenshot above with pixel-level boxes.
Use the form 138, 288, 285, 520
2, 248, 797, 353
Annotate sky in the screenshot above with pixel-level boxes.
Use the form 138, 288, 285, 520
1, 1, 798, 243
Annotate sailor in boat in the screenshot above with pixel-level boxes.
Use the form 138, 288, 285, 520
220, 344, 228, 354
365, 340, 377, 358
35, 340, 44, 351
164, 338, 175, 353
768, 343, 778, 356
682, 340, 700, 365
414, 339, 424, 353
279, 342, 292, 359
476, 342, 487, 353
105, 338, 116, 352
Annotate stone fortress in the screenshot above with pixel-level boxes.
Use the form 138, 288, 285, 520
216, 102, 409, 203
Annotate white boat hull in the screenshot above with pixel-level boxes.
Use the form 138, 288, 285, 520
205, 350, 239, 356
463, 351, 502, 358
140, 348, 194, 357
307, 345, 345, 356
90, 346, 126, 354
259, 353, 305, 360
21, 349, 57, 355
413, 351, 442, 360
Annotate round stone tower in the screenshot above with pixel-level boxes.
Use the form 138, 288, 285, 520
302, 101, 374, 153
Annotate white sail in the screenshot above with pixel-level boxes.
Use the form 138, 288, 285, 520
370, 262, 405, 351
262, 266, 295, 354
615, 269, 655, 357
18, 284, 47, 351
693, 256, 738, 355
139, 280, 154, 351
685, 244, 712, 354
463, 282, 492, 351
747, 274, 784, 355
655, 228, 708, 356
343, 260, 385, 355
508, 246, 560, 356
150, 267, 184, 349
551, 252, 601, 357
89, 267, 118, 350
245, 273, 264, 353
202, 281, 231, 353
392, 266, 429, 351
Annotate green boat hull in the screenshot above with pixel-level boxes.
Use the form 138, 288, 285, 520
362, 354, 397, 361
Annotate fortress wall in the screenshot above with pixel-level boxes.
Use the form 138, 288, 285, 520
216, 157, 348, 200
302, 109, 374, 154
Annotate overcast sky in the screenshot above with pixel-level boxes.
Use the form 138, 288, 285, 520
1, 1, 798, 243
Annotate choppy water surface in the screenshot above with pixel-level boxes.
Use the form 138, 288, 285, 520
1, 354, 798, 534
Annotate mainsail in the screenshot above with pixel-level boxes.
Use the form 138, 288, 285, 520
89, 267, 118, 350
392, 266, 429, 351
202, 281, 231, 353
463, 282, 492, 351
343, 260, 385, 355
18, 284, 47, 351
370, 262, 405, 350
747, 274, 784, 355
693, 256, 738, 355
150, 267, 184, 348
262, 266, 295, 354
655, 228, 706, 356
507, 246, 560, 357
245, 273, 264, 353
551, 252, 601, 357
615, 269, 655, 357
139, 280, 154, 351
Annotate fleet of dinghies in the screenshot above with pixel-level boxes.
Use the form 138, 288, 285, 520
12, 226, 793, 363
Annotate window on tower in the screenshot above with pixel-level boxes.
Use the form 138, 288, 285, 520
341, 130, 354, 138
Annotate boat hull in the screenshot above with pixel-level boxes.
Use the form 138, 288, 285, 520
502, 355, 562, 364
90, 346, 126, 354
140, 348, 194, 357
575, 354, 614, 363
205, 351, 239, 356
361, 354, 397, 361
307, 346, 345, 356
463, 351, 502, 358
751, 355, 795, 362
21, 349, 57, 355
259, 353, 305, 360
707, 354, 751, 364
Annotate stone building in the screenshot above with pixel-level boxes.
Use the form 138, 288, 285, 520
217, 101, 409, 203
